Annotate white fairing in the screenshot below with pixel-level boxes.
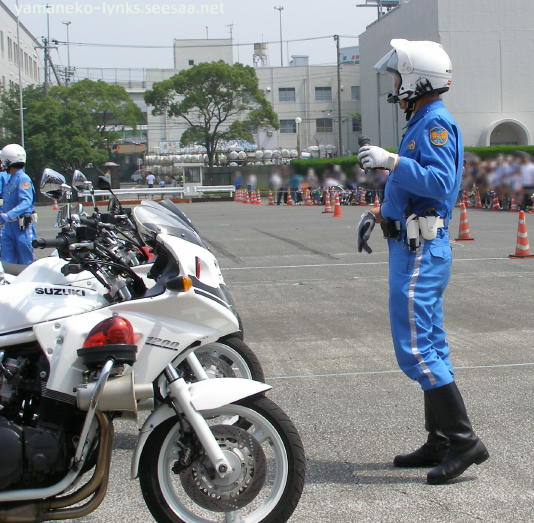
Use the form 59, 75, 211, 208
13, 256, 103, 289
0, 282, 108, 336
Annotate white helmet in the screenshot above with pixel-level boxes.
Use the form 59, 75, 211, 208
374, 39, 452, 104
0, 144, 27, 169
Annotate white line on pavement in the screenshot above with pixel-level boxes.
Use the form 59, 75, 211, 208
222, 257, 509, 271
266, 362, 534, 381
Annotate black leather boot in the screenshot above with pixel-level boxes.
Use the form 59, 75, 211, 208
394, 391, 449, 467
426, 382, 489, 484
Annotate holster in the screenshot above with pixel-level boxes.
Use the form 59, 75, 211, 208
381, 219, 400, 239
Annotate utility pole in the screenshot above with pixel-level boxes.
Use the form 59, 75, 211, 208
334, 35, 343, 156
43, 37, 49, 95
274, 6, 284, 67
15, 0, 24, 147
61, 20, 71, 84
226, 23, 234, 61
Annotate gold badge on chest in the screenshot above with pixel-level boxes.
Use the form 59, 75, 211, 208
407, 140, 416, 150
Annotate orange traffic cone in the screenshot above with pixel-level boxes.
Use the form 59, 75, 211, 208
373, 192, 380, 209
474, 187, 483, 209
332, 193, 344, 218
52, 199, 59, 211
322, 191, 332, 213
305, 189, 313, 206
530, 194, 534, 214
462, 191, 470, 208
491, 192, 501, 211
268, 190, 275, 206
255, 189, 262, 205
286, 189, 294, 206
455, 203, 474, 241
510, 195, 519, 212
509, 211, 534, 258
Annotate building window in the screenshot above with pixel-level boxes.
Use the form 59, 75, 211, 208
351, 86, 360, 100
315, 86, 332, 101
278, 87, 296, 102
0, 31, 4, 58
188, 59, 194, 65
316, 118, 333, 133
279, 119, 297, 133
352, 117, 362, 132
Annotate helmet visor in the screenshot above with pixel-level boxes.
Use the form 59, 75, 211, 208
374, 49, 398, 75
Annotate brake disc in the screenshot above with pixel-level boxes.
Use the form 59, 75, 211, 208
196, 353, 235, 379
180, 424, 266, 512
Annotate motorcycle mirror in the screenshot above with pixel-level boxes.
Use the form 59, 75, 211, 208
97, 176, 111, 191
72, 170, 89, 191
40, 168, 67, 200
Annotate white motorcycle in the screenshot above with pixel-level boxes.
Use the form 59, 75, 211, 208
0, 201, 305, 522
1, 169, 265, 383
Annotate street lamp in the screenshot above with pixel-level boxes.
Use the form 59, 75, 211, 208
274, 6, 284, 67
295, 117, 302, 157
15, 0, 24, 147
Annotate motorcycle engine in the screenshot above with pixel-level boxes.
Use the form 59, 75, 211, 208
0, 346, 78, 491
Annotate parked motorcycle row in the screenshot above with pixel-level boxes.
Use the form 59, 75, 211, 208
0, 169, 305, 522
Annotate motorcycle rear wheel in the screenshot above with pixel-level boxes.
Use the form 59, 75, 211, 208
139, 394, 305, 523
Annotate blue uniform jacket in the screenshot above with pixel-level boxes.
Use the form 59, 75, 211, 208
380, 99, 463, 226
2, 169, 36, 220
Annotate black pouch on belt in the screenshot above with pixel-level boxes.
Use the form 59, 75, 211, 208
380, 219, 399, 239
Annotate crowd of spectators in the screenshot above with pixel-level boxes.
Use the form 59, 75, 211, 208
462, 152, 534, 209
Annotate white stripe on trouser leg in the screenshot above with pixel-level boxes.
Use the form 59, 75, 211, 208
407, 240, 437, 386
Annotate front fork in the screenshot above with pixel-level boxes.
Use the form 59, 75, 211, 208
164, 364, 232, 478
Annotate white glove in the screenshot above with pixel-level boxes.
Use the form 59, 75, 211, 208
358, 145, 398, 172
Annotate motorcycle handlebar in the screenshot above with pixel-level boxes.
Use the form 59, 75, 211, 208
32, 236, 70, 249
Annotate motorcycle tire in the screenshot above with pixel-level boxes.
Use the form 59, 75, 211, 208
139, 394, 305, 523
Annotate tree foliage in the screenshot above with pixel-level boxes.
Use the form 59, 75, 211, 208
0, 80, 144, 179
144, 61, 278, 167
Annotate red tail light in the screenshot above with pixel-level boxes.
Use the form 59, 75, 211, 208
82, 316, 134, 348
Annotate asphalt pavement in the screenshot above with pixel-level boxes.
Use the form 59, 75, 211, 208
33, 200, 534, 522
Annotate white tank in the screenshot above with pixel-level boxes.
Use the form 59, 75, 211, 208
228, 150, 239, 161
263, 150, 273, 159
281, 149, 290, 158
238, 151, 247, 160
272, 150, 281, 159
229, 162, 239, 167
290, 149, 299, 158
0, 282, 108, 335
255, 150, 264, 160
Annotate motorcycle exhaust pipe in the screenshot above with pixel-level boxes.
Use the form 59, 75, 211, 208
0, 503, 44, 523
76, 372, 153, 414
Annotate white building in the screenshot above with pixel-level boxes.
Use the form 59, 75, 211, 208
0, 0, 41, 90
359, 0, 534, 148
76, 39, 362, 157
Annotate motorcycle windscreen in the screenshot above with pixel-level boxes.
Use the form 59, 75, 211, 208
134, 203, 206, 248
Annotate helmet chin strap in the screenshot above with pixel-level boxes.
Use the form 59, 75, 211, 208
404, 100, 416, 121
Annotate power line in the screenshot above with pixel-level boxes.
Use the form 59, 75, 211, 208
52, 34, 359, 49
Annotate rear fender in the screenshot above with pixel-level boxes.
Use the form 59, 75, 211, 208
131, 378, 271, 478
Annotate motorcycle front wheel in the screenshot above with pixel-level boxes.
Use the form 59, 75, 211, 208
139, 395, 305, 523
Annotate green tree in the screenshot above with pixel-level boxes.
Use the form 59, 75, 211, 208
0, 80, 144, 179
144, 61, 278, 167
57, 79, 144, 154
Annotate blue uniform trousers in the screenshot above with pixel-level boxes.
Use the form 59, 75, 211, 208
1, 222, 35, 265
388, 229, 455, 391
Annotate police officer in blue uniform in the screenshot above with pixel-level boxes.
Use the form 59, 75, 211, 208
0, 144, 36, 265
357, 40, 488, 484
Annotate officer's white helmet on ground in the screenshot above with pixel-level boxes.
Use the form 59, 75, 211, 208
374, 39, 452, 104
0, 144, 27, 169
